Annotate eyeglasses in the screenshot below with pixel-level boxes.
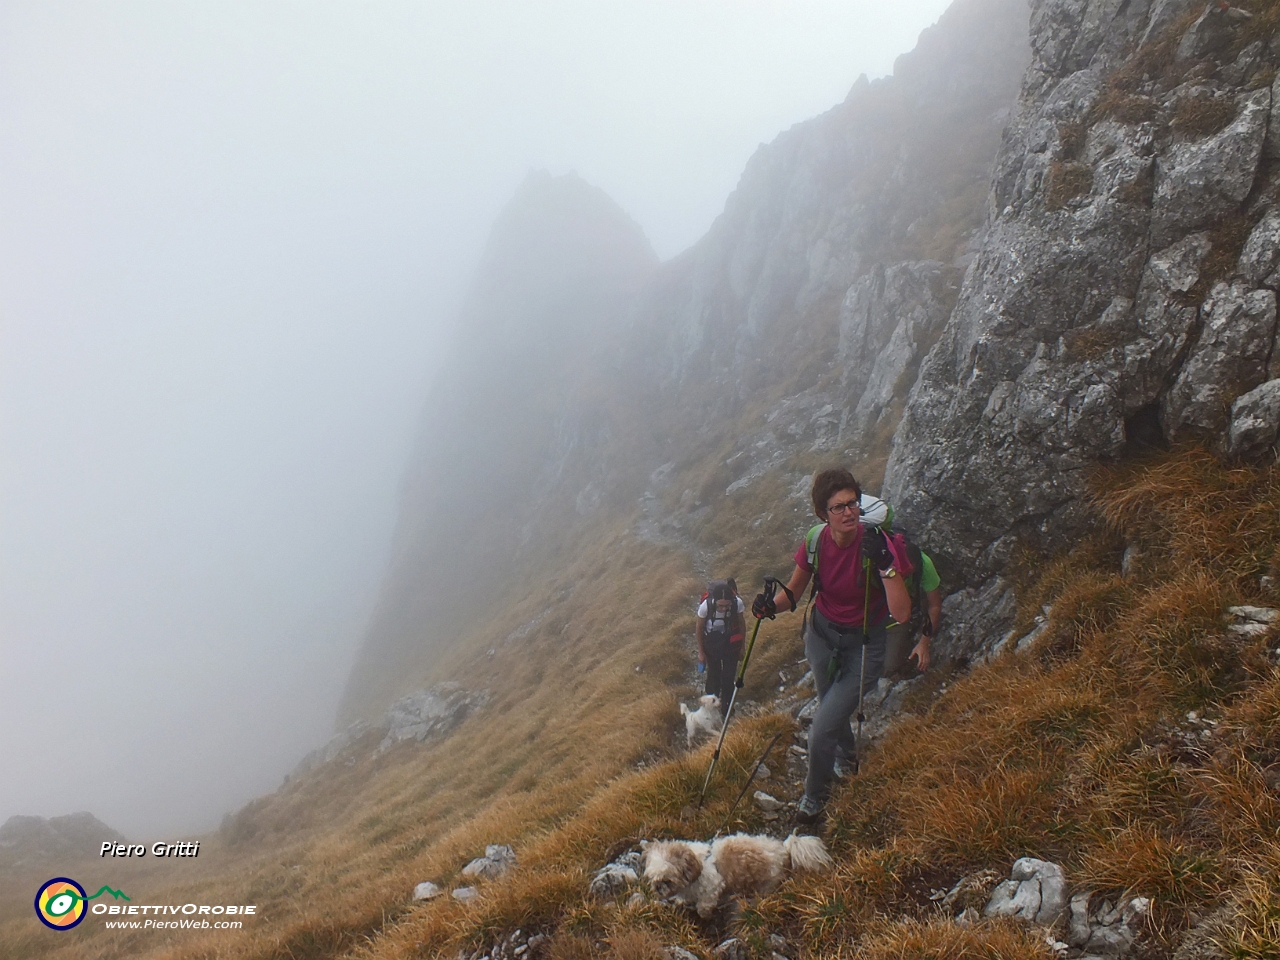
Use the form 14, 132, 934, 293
827, 499, 860, 515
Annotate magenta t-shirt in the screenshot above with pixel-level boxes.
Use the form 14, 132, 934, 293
794, 524, 888, 629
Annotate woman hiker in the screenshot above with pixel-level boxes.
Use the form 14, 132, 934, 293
750, 468, 911, 824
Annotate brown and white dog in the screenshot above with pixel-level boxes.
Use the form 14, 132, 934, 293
641, 832, 832, 917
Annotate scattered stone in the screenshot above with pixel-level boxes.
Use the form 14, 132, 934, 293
713, 938, 749, 960
462, 844, 517, 881
753, 791, 784, 812
938, 869, 1003, 914
1071, 893, 1151, 955
1068, 890, 1092, 945
1228, 605, 1279, 623
413, 881, 442, 901
1225, 606, 1279, 639
452, 886, 479, 902
984, 858, 1068, 926
588, 854, 639, 898
664, 948, 699, 960
626, 891, 646, 909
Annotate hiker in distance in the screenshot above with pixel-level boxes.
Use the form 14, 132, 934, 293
751, 468, 911, 824
696, 579, 746, 708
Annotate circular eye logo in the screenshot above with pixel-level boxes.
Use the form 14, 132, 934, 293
35, 878, 88, 930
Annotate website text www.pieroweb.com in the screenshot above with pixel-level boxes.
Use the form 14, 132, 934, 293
98, 901, 257, 930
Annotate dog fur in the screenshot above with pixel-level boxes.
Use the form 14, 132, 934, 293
679, 694, 723, 746
641, 832, 832, 917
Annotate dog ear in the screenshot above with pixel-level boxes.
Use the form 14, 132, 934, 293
672, 843, 702, 885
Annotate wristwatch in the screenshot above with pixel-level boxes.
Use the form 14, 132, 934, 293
880, 567, 898, 579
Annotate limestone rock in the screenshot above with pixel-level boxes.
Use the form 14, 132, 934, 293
984, 858, 1068, 926
838, 261, 959, 446
1164, 282, 1278, 447
378, 684, 489, 753
1238, 208, 1280, 285
451, 886, 479, 902
462, 844, 516, 881
753, 791, 784, 812
413, 881, 442, 901
1228, 379, 1280, 459
588, 860, 640, 901
713, 939, 749, 960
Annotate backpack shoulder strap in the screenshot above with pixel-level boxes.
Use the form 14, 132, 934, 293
805, 523, 827, 599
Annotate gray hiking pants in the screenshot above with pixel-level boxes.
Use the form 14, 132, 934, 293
803, 607, 887, 803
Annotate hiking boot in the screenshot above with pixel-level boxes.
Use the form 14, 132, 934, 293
795, 795, 824, 825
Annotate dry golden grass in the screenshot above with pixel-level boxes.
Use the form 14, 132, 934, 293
13, 441, 1280, 960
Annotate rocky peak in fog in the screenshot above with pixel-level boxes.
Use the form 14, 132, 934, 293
0, 812, 125, 869
339, 171, 656, 723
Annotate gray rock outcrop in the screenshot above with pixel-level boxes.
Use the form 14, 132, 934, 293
377, 684, 489, 753
885, 0, 1280, 594
1228, 378, 1280, 458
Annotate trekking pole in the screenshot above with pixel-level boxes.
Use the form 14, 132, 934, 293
852, 560, 872, 775
713, 730, 785, 838
697, 576, 780, 809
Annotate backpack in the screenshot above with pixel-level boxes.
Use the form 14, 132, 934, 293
803, 504, 932, 637
700, 579, 745, 641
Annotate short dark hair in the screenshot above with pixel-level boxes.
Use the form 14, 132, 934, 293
811, 468, 861, 519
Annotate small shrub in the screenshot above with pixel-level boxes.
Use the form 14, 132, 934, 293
1045, 161, 1094, 211
1094, 90, 1158, 125
1172, 96, 1238, 139
1058, 121, 1086, 160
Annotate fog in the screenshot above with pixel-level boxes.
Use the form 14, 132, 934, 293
1, 1, 952, 838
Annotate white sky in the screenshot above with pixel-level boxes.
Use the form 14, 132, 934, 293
1, 0, 956, 838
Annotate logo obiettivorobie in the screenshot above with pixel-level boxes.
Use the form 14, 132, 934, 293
35, 877, 129, 930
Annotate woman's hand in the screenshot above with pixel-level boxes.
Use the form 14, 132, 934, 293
909, 638, 931, 672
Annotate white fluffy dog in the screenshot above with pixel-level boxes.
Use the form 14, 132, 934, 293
680, 694, 723, 745
641, 832, 832, 917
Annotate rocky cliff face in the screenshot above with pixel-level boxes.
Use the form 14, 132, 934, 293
884, 0, 1280, 641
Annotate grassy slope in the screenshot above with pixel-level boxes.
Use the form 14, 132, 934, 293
11, 446, 1280, 960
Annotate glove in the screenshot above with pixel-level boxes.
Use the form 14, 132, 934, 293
696, 661, 706, 673
752, 592, 777, 620
861, 529, 894, 571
